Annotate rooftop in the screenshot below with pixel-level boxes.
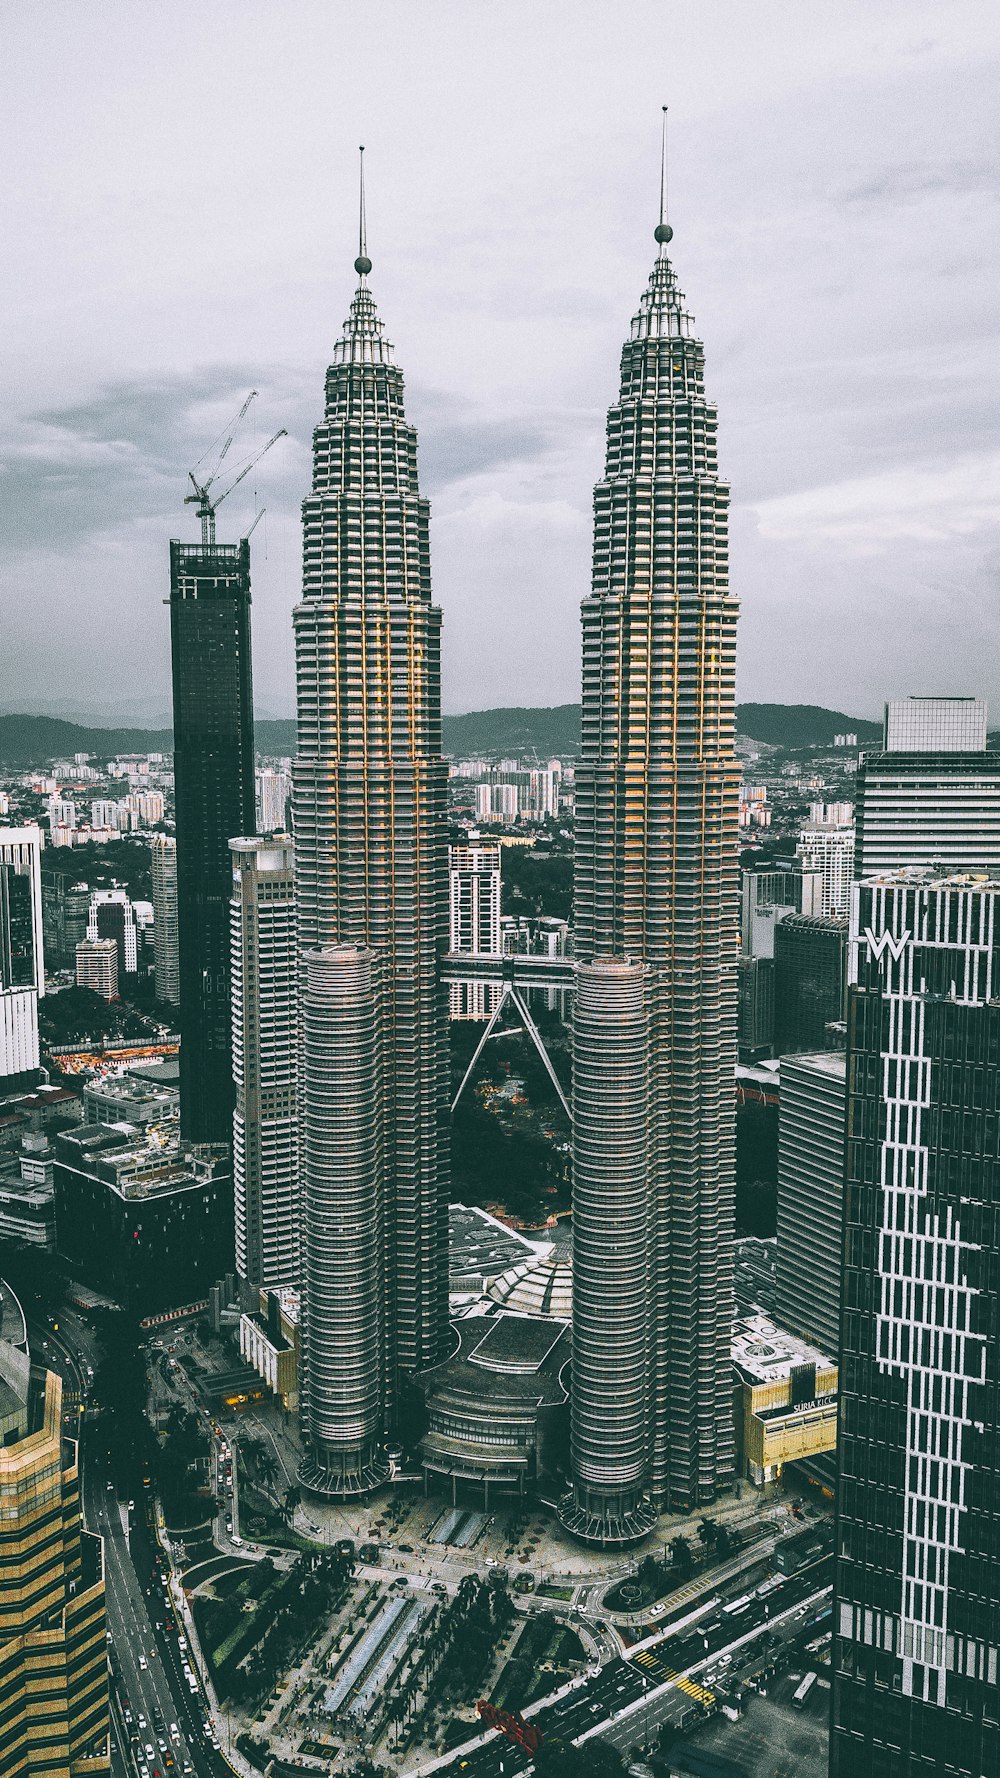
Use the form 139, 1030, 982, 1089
779, 1050, 846, 1081
448, 1202, 543, 1286
733, 1313, 834, 1385
485, 1250, 573, 1319
422, 1313, 570, 1409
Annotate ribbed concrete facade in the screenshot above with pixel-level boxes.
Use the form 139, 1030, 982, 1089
567, 237, 739, 1529
561, 959, 656, 1544
292, 266, 450, 1490
149, 835, 180, 1006
298, 947, 386, 1495
230, 837, 298, 1293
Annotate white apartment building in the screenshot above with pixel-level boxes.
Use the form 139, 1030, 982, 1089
87, 888, 138, 977
255, 768, 291, 834
448, 843, 502, 1021
0, 827, 43, 1093
124, 789, 165, 825
796, 818, 855, 918
230, 837, 298, 1291
75, 937, 118, 1000
149, 835, 180, 1005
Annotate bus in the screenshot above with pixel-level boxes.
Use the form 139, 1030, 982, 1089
792, 1671, 818, 1709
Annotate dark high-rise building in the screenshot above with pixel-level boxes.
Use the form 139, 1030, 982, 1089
832, 875, 1000, 1778
772, 913, 847, 1056
774, 1049, 845, 1358
293, 224, 450, 1496
169, 538, 256, 1142
561, 154, 739, 1540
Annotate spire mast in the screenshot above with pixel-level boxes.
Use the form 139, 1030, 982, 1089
655, 105, 673, 252
355, 144, 372, 278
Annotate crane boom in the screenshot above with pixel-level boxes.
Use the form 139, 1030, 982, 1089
203, 389, 258, 489
213, 429, 287, 512
184, 406, 286, 547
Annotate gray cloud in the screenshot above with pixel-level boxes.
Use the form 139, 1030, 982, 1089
1, 0, 999, 721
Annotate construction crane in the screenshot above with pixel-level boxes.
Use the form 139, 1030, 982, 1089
184, 390, 287, 547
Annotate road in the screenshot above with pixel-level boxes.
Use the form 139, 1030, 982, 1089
414, 1555, 833, 1776
81, 1427, 234, 1778
33, 1309, 233, 1778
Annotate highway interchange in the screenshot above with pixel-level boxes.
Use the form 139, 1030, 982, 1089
416, 1556, 833, 1775
39, 1305, 832, 1778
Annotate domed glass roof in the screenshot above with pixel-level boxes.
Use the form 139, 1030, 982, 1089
485, 1250, 573, 1321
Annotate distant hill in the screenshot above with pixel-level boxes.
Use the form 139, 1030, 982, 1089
736, 704, 881, 747
0, 700, 881, 767
0, 714, 174, 764
441, 704, 581, 760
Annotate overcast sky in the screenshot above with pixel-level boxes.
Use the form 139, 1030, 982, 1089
1, 0, 998, 723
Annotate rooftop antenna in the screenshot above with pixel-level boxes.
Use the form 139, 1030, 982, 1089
355, 144, 372, 278
654, 105, 673, 251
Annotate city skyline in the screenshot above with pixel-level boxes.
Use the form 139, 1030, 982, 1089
2, 3, 999, 723
2, 15, 1000, 1776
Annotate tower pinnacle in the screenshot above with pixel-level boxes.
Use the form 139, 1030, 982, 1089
654, 105, 673, 249
354, 144, 372, 278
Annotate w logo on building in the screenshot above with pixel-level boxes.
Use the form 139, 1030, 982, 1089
863, 926, 911, 964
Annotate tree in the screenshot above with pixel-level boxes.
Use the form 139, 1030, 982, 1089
280, 1484, 301, 1525
533, 1737, 625, 1777
670, 1535, 693, 1574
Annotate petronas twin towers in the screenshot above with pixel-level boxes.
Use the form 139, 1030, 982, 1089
294, 146, 739, 1536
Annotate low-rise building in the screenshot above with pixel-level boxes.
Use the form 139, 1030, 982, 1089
0, 1134, 55, 1248
239, 1287, 300, 1411
732, 1312, 837, 1487
53, 1124, 231, 1313
418, 1312, 571, 1505
83, 1071, 177, 1130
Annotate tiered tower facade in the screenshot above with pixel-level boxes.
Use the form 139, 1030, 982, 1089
293, 252, 450, 1494
562, 222, 739, 1539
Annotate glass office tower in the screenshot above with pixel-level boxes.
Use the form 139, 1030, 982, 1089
169, 537, 256, 1142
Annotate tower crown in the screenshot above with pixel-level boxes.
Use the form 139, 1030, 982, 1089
332, 284, 396, 368
629, 254, 693, 343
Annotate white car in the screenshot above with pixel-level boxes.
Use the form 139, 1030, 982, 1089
139, 1656, 148, 1670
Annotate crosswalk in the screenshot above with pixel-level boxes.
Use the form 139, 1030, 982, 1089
631, 1646, 715, 1708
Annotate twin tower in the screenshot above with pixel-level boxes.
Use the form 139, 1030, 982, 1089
293, 187, 739, 1538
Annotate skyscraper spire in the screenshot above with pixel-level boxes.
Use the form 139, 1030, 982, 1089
355, 143, 372, 277
560, 116, 739, 1542
655, 104, 673, 249
294, 175, 450, 1498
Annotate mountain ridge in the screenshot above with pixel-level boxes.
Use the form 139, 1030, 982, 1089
0, 701, 882, 765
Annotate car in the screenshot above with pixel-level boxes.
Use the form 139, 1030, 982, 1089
140, 1767, 150, 1778
139, 1657, 148, 1670
138, 1715, 147, 1730
169, 1724, 179, 1740
399, 1542, 414, 1553
145, 1745, 155, 1760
